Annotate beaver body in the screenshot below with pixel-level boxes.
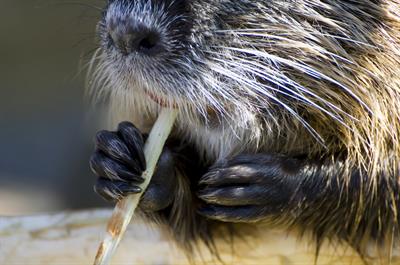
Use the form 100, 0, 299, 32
89, 0, 400, 259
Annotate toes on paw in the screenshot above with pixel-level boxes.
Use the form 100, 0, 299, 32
198, 205, 268, 223
117, 122, 146, 170
94, 179, 142, 202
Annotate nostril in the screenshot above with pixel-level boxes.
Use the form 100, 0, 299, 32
108, 26, 162, 56
136, 31, 162, 56
138, 33, 159, 51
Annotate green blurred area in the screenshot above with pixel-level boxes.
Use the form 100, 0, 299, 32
0, 0, 111, 214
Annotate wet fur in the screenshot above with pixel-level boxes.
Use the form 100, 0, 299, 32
88, 0, 400, 261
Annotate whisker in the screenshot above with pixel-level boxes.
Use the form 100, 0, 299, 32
207, 57, 326, 144
210, 55, 346, 122
217, 46, 372, 114
214, 29, 377, 49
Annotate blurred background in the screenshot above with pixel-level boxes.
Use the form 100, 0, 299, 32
0, 0, 111, 215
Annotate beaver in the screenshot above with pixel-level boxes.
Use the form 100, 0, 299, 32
88, 0, 400, 260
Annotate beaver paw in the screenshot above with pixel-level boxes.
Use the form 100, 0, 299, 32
197, 154, 302, 222
90, 121, 176, 211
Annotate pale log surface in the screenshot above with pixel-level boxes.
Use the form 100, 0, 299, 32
0, 209, 399, 265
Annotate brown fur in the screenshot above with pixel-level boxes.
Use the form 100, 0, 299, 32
89, 0, 400, 262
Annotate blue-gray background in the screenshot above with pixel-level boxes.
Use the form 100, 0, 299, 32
0, 0, 111, 215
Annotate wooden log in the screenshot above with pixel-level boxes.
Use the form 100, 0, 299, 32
0, 209, 398, 265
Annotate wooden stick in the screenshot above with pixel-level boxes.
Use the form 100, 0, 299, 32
93, 108, 178, 265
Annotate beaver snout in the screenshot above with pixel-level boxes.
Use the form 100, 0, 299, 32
103, 0, 192, 59
107, 18, 163, 56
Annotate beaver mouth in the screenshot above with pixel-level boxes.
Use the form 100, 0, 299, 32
144, 90, 178, 109
144, 89, 219, 122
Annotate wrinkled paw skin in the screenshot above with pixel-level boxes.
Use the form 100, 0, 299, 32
90, 121, 176, 212
197, 154, 302, 223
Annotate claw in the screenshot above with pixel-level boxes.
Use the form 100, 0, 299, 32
198, 205, 268, 223
94, 178, 142, 202
198, 185, 271, 206
117, 121, 146, 171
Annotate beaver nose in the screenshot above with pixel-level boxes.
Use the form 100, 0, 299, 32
108, 23, 162, 56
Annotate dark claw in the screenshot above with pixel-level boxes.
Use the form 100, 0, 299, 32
199, 155, 282, 186
197, 205, 270, 223
95, 130, 143, 174
199, 165, 264, 186
90, 151, 145, 183
94, 178, 142, 202
117, 121, 146, 171
198, 185, 274, 206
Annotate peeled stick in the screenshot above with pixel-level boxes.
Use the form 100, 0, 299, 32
93, 108, 178, 265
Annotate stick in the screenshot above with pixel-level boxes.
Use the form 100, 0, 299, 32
93, 108, 178, 265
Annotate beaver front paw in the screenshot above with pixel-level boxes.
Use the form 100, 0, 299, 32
197, 154, 303, 222
90, 121, 176, 212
